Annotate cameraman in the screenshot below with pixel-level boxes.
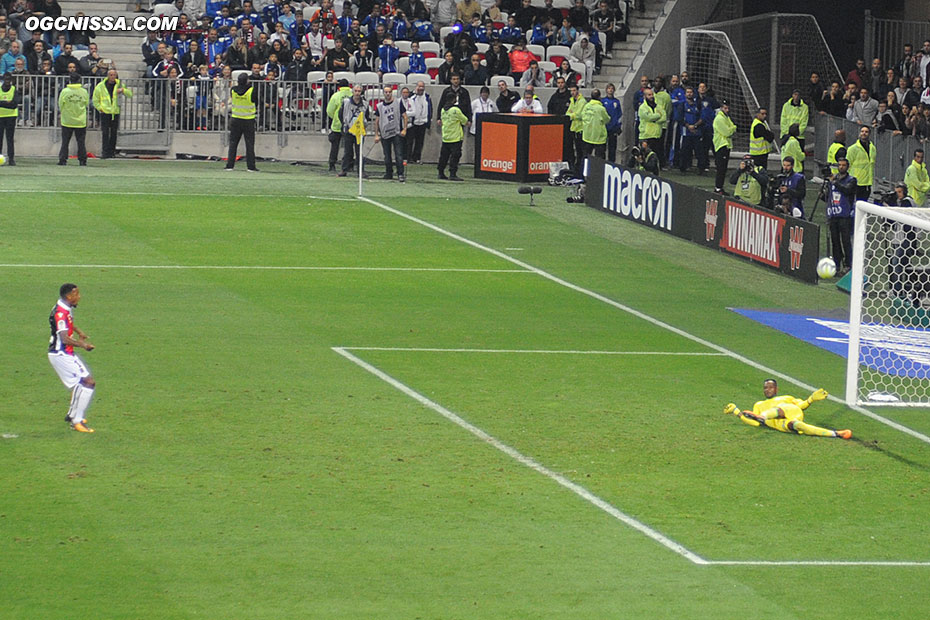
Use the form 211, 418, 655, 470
827, 158, 858, 276
628, 139, 660, 175
777, 156, 806, 218
729, 154, 768, 206
883, 182, 920, 305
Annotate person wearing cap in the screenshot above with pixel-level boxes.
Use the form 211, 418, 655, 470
827, 157, 858, 276
0, 71, 21, 165
780, 122, 805, 174
712, 98, 736, 194
779, 88, 809, 150
729, 154, 768, 206
224, 72, 259, 171
57, 72, 90, 166
511, 87, 543, 114
326, 78, 353, 172
904, 148, 929, 207
846, 124, 876, 201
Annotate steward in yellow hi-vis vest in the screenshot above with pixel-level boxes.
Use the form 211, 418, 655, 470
724, 379, 852, 439
225, 73, 259, 171
0, 72, 22, 165
748, 108, 774, 169
92, 69, 133, 159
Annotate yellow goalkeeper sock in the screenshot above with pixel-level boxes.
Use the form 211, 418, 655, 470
737, 411, 761, 427
791, 421, 837, 437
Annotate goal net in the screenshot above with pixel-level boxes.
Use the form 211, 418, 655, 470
682, 14, 841, 151
847, 200, 930, 407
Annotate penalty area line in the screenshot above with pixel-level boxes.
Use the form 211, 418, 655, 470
342, 347, 727, 356
356, 196, 930, 447
332, 346, 710, 566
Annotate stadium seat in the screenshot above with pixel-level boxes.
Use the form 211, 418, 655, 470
396, 40, 412, 55
425, 57, 444, 79
527, 44, 545, 61
323, 38, 336, 50
476, 42, 489, 55
333, 70, 354, 83
546, 45, 571, 66
490, 74, 514, 88
382, 72, 406, 86
419, 41, 441, 58
354, 71, 380, 86
307, 70, 327, 84
232, 69, 250, 82
396, 57, 409, 74
538, 61, 556, 86
569, 60, 586, 79
439, 26, 455, 41
72, 49, 90, 60
406, 72, 431, 85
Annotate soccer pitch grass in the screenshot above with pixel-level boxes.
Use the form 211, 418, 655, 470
2, 160, 930, 619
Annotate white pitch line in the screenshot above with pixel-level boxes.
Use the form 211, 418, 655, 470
332, 346, 710, 566
343, 347, 727, 356
707, 560, 930, 567
357, 196, 930, 446
0, 264, 530, 274
0, 189, 323, 199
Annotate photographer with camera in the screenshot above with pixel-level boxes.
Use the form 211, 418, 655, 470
827, 158, 858, 276
628, 139, 659, 176
883, 182, 920, 305
775, 156, 806, 218
729, 154, 768, 206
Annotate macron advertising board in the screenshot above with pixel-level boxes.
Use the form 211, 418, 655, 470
584, 158, 820, 283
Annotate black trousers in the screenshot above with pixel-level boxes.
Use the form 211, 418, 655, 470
714, 146, 730, 191
328, 130, 341, 168
226, 117, 256, 170
573, 131, 585, 173
408, 123, 427, 162
438, 140, 462, 175
582, 140, 606, 161
856, 185, 871, 202
751, 153, 768, 171
678, 134, 701, 172
0, 116, 15, 163
59, 126, 87, 164
606, 130, 619, 163
341, 132, 360, 173
381, 135, 405, 178
100, 113, 120, 158
828, 216, 853, 270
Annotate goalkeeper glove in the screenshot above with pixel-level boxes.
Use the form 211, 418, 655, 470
723, 403, 738, 416
809, 388, 828, 402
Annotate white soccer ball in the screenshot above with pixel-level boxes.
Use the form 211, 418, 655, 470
0, 154, 6, 166
817, 256, 837, 279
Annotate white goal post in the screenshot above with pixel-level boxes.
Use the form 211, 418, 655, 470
847, 200, 930, 407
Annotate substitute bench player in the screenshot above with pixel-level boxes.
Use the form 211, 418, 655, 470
48, 283, 97, 433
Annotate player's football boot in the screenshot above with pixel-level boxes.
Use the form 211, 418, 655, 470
836, 429, 852, 440
71, 422, 95, 433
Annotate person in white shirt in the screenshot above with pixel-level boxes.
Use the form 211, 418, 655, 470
470, 85, 498, 134
407, 80, 431, 163
511, 88, 543, 113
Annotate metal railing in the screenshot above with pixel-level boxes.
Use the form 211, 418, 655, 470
814, 111, 927, 187
864, 10, 930, 70
6, 74, 392, 136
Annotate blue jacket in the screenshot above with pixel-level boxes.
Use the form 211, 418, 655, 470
378, 45, 400, 73
780, 172, 806, 217
602, 95, 622, 133
407, 52, 426, 74
699, 95, 717, 134
827, 172, 858, 218
679, 99, 702, 135
500, 26, 523, 44
669, 86, 686, 122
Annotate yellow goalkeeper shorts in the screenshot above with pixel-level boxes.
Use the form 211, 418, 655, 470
763, 404, 804, 433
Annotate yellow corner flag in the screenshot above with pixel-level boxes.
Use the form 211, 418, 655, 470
348, 111, 366, 145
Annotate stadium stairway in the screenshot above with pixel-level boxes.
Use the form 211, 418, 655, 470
592, 0, 664, 92
60, 0, 150, 77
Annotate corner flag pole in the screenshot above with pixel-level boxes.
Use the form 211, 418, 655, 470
358, 131, 364, 197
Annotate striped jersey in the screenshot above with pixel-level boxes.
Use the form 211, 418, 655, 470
48, 300, 75, 355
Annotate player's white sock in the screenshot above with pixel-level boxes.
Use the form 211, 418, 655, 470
68, 384, 94, 423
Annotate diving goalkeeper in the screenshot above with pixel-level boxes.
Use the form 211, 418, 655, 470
724, 379, 852, 439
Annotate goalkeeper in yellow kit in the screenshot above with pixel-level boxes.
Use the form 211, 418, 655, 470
724, 379, 852, 439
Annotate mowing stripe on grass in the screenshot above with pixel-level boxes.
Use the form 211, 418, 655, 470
344, 347, 727, 356
332, 346, 710, 566
707, 560, 930, 567
0, 264, 530, 274
357, 196, 930, 446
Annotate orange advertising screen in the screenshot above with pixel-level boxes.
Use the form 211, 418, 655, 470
479, 123, 518, 174
528, 124, 565, 174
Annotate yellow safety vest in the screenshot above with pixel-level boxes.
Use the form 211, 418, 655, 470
827, 142, 845, 174
230, 87, 256, 120
734, 166, 764, 205
0, 85, 17, 118
749, 117, 771, 156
